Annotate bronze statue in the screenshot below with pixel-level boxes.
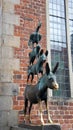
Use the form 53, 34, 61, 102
23, 22, 59, 125
27, 49, 48, 83
24, 62, 59, 124
28, 22, 42, 48
29, 44, 41, 65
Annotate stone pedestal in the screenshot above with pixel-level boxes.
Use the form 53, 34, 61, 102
11, 123, 61, 130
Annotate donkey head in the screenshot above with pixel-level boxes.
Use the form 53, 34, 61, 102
46, 62, 59, 90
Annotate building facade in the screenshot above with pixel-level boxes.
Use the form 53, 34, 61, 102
0, 0, 73, 130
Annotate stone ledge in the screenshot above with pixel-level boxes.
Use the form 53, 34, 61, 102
3, 0, 20, 4
0, 110, 18, 127
3, 13, 20, 26
11, 124, 61, 130
1, 46, 14, 58
3, 1, 14, 14
3, 35, 20, 48
3, 23, 14, 35
0, 58, 20, 71
0, 126, 10, 130
0, 82, 19, 96
0, 96, 13, 110
3, 0, 20, 14
0, 70, 13, 82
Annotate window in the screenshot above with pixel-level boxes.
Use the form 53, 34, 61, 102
49, 0, 70, 98
68, 0, 73, 71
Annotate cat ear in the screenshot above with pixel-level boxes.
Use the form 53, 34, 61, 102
52, 62, 59, 73
46, 62, 50, 75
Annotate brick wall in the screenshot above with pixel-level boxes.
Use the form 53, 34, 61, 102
49, 100, 73, 130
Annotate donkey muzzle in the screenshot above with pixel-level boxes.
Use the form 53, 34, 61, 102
53, 82, 59, 90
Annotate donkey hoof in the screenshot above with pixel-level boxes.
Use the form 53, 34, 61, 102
48, 120, 53, 124
41, 123, 45, 126
29, 120, 32, 124
41, 121, 45, 126
23, 119, 26, 124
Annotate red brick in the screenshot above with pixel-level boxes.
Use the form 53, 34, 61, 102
17, 96, 24, 100
69, 102, 73, 106
13, 105, 23, 110
13, 101, 18, 105
19, 101, 24, 106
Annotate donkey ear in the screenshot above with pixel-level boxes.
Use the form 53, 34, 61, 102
45, 50, 48, 56
46, 62, 50, 75
52, 62, 59, 73
39, 49, 43, 56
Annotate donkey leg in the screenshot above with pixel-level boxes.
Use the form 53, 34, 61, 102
24, 98, 28, 121
38, 100, 44, 125
27, 75, 29, 83
45, 100, 53, 124
37, 74, 39, 81
28, 103, 32, 123
31, 73, 34, 83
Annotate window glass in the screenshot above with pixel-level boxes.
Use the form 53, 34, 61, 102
68, 0, 73, 71
49, 0, 70, 98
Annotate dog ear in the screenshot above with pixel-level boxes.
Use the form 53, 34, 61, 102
46, 62, 50, 75
39, 49, 44, 56
36, 45, 41, 53
52, 62, 59, 73
45, 50, 48, 56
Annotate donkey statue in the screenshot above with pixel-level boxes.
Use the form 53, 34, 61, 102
28, 22, 42, 48
29, 44, 41, 65
24, 62, 59, 124
27, 49, 48, 83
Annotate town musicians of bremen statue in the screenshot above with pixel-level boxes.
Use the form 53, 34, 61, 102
23, 22, 59, 125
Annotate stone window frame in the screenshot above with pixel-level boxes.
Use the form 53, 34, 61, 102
46, 0, 73, 98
